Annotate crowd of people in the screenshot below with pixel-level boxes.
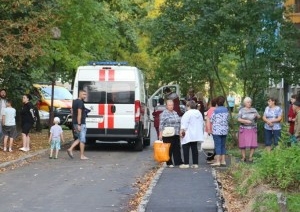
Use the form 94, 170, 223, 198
0, 90, 39, 153
1, 85, 299, 165
0, 88, 89, 160
153, 87, 229, 168
152, 87, 300, 168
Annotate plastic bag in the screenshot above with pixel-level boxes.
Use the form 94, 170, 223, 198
201, 132, 215, 150
153, 141, 171, 162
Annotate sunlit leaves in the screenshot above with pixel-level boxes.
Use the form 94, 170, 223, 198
147, 0, 300, 98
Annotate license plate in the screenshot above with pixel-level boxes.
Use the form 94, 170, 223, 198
86, 117, 104, 123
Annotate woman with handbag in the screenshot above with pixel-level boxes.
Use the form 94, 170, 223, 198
179, 100, 204, 168
238, 97, 261, 162
159, 100, 183, 167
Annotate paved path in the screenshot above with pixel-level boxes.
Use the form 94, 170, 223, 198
140, 151, 222, 212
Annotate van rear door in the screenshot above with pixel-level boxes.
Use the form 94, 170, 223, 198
148, 85, 180, 120
76, 68, 136, 140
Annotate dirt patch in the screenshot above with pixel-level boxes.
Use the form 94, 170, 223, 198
127, 165, 162, 212
217, 169, 285, 212
0, 129, 73, 163
217, 170, 247, 212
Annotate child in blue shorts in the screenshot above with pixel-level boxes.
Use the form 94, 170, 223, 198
48, 117, 64, 159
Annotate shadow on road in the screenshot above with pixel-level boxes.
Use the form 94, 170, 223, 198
61, 141, 152, 153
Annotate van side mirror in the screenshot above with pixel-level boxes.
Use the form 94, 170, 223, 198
152, 99, 157, 107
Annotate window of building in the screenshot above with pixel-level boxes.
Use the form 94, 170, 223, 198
296, 0, 300, 13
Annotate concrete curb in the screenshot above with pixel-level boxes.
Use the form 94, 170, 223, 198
137, 163, 166, 212
0, 149, 48, 169
0, 141, 73, 169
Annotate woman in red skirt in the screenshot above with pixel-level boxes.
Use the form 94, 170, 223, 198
237, 97, 261, 162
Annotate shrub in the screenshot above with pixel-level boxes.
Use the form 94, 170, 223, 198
256, 145, 300, 189
252, 193, 279, 212
287, 193, 300, 212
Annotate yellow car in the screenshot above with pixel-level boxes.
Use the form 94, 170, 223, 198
31, 84, 73, 127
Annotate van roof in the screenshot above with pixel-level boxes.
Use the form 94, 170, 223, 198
88, 61, 128, 66
33, 84, 68, 89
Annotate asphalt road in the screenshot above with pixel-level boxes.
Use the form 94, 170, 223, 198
0, 128, 158, 212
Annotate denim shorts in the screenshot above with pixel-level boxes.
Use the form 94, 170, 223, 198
73, 124, 87, 143
264, 129, 281, 146
212, 134, 227, 155
50, 139, 61, 150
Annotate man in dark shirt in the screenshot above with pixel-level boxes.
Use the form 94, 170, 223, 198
185, 88, 197, 102
67, 90, 88, 160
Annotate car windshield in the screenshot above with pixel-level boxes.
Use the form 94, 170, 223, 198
40, 86, 73, 100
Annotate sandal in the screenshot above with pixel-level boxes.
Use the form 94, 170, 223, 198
67, 150, 74, 159
248, 158, 253, 163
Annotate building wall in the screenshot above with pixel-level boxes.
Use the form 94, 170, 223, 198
286, 0, 300, 23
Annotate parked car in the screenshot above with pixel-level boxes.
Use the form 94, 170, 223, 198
38, 110, 49, 128
31, 84, 73, 128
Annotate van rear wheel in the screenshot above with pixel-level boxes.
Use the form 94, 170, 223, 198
133, 137, 143, 151
86, 139, 96, 146
143, 137, 150, 146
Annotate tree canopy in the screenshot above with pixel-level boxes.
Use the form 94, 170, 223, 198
147, 0, 300, 100
0, 0, 299, 105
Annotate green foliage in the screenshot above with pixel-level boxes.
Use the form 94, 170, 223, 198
279, 123, 294, 147
0, 0, 53, 67
147, 0, 300, 99
252, 193, 300, 212
256, 144, 300, 189
0, 0, 154, 117
252, 193, 279, 212
229, 163, 261, 197
256, 118, 266, 144
228, 128, 300, 209
287, 194, 300, 212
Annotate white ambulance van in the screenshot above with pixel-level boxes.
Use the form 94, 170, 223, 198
72, 61, 151, 151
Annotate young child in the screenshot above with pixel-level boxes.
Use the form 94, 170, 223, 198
2, 99, 16, 152
48, 117, 64, 159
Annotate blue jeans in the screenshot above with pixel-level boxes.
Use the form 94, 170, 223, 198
264, 129, 281, 146
212, 135, 227, 155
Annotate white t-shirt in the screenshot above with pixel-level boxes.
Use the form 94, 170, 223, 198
0, 99, 7, 120
50, 124, 63, 140
2, 107, 16, 126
